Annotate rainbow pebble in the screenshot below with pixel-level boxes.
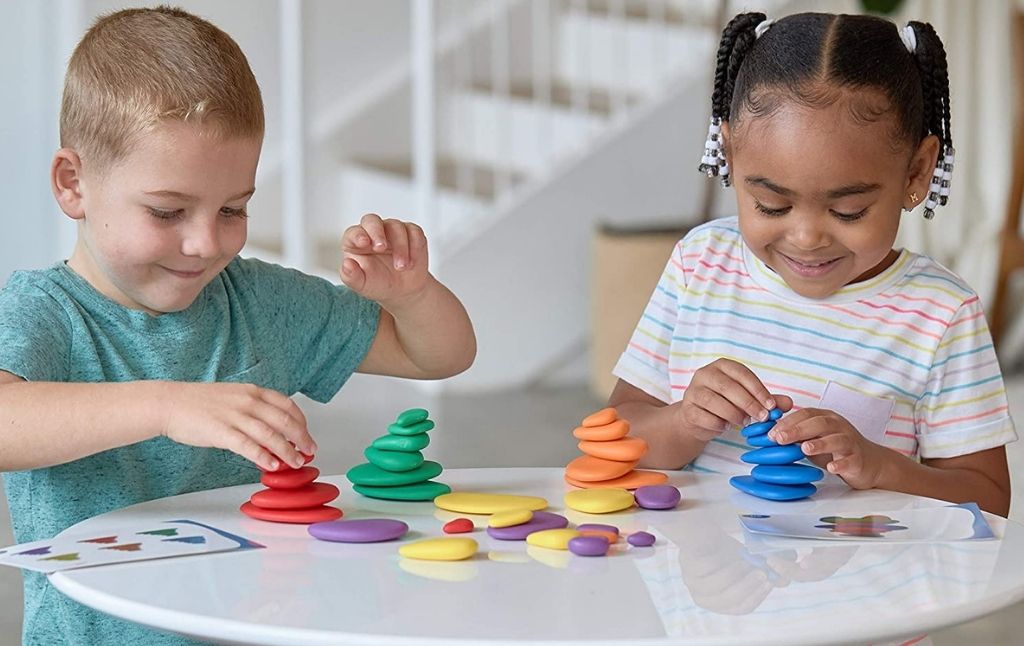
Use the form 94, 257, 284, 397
634, 485, 681, 510
568, 535, 610, 557
399, 537, 477, 561
627, 531, 656, 547
489, 509, 533, 528
526, 528, 580, 550
564, 488, 634, 514
308, 519, 408, 543
443, 518, 474, 534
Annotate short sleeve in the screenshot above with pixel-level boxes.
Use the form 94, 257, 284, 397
915, 297, 1017, 459
0, 281, 72, 382
611, 241, 687, 404
232, 259, 380, 402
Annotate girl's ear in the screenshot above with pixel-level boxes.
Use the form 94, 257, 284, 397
51, 148, 86, 221
905, 134, 940, 210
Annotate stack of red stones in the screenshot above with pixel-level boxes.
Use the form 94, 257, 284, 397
240, 454, 343, 524
564, 408, 668, 489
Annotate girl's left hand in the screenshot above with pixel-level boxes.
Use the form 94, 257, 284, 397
767, 408, 891, 490
340, 213, 430, 304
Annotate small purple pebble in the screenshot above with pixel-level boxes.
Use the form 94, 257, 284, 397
634, 485, 681, 510
627, 531, 656, 547
576, 523, 619, 535
568, 535, 609, 557
308, 519, 408, 543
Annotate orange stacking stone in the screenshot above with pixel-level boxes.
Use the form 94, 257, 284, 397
581, 407, 618, 428
565, 408, 669, 492
565, 469, 668, 490
572, 419, 630, 441
579, 436, 648, 462
565, 455, 638, 482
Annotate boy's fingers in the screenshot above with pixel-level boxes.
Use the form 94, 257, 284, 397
717, 360, 775, 414
233, 434, 280, 471
341, 225, 372, 251
359, 213, 388, 250
244, 418, 305, 468
340, 257, 367, 292
407, 222, 428, 267
383, 219, 410, 270
252, 398, 314, 454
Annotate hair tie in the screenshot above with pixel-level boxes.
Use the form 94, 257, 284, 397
899, 24, 917, 53
755, 19, 774, 39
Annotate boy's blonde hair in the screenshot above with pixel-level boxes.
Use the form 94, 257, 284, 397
60, 5, 264, 170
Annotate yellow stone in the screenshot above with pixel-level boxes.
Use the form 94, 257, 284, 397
398, 537, 477, 561
434, 492, 548, 515
488, 509, 534, 528
525, 528, 581, 550
564, 488, 635, 514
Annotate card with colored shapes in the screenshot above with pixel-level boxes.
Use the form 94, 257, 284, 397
0, 519, 264, 573
739, 503, 995, 542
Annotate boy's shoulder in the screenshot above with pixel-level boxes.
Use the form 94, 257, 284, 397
0, 264, 75, 312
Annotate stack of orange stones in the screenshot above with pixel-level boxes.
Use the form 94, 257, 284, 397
565, 407, 668, 489
240, 454, 344, 524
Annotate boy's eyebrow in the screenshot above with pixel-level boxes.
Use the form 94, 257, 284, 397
143, 188, 256, 202
744, 177, 881, 199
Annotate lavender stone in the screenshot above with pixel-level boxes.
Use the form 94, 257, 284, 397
568, 535, 609, 557
576, 523, 619, 535
627, 531, 656, 547
486, 511, 568, 540
634, 485, 681, 510
308, 519, 409, 543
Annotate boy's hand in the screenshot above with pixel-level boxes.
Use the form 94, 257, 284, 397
340, 213, 430, 305
679, 358, 791, 441
161, 382, 316, 472
768, 408, 889, 489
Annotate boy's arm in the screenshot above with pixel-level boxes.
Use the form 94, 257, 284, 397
340, 214, 475, 380
0, 371, 315, 472
357, 276, 476, 379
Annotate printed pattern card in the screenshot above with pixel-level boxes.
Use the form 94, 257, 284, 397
0, 519, 264, 573
739, 503, 995, 542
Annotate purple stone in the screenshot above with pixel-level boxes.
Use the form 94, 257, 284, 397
634, 485, 681, 510
308, 519, 409, 543
568, 535, 609, 557
486, 511, 569, 540
627, 531, 656, 547
576, 523, 619, 535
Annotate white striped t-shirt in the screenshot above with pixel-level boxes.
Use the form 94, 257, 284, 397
613, 217, 1017, 474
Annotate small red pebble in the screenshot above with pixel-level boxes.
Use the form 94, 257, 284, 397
443, 518, 474, 534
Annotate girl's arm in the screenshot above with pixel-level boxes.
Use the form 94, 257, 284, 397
885, 447, 1011, 517
608, 379, 712, 469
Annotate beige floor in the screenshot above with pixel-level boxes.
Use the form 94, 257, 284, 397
0, 375, 1022, 644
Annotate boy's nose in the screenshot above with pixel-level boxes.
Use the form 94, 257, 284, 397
180, 218, 222, 259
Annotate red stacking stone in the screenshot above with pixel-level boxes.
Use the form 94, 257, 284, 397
250, 482, 340, 510
261, 466, 320, 489
240, 502, 342, 524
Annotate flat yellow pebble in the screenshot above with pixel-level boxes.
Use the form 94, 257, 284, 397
434, 492, 548, 515
564, 488, 635, 514
488, 509, 534, 528
526, 528, 581, 550
398, 537, 477, 561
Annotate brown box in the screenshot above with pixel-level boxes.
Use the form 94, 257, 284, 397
589, 225, 690, 400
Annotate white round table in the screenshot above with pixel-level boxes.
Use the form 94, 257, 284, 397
50, 467, 1024, 645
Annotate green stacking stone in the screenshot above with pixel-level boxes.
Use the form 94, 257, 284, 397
372, 433, 430, 452
364, 447, 424, 472
388, 419, 435, 436
346, 460, 443, 486
353, 480, 451, 501
396, 408, 430, 427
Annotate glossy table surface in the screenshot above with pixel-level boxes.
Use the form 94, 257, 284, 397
50, 468, 1024, 645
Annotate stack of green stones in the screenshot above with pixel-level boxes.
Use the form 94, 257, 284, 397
345, 408, 451, 501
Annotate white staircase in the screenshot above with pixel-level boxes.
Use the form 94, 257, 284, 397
245, 0, 786, 391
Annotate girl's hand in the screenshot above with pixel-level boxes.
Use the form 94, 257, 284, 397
340, 213, 430, 305
768, 408, 890, 489
161, 382, 315, 472
679, 358, 792, 441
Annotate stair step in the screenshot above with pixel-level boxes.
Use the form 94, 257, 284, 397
351, 157, 526, 202
468, 80, 640, 118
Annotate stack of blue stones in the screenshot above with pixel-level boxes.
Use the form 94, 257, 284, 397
728, 408, 824, 501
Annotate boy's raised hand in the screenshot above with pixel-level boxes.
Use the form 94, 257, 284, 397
340, 213, 430, 304
680, 358, 792, 441
768, 408, 889, 490
161, 382, 316, 472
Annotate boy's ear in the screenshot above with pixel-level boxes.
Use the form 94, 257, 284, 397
51, 148, 86, 220
905, 134, 941, 210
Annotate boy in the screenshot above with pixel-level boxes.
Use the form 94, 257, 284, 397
0, 7, 476, 644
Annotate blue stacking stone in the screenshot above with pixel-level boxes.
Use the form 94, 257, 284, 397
746, 433, 779, 448
741, 419, 776, 438
730, 475, 816, 501
768, 408, 783, 421
741, 444, 805, 465
751, 464, 824, 485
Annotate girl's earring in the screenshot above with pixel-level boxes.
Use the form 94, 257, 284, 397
903, 192, 918, 213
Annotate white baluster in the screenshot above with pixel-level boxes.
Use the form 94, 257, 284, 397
280, 0, 308, 270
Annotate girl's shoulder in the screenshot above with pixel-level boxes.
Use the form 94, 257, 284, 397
895, 250, 980, 311
673, 216, 745, 267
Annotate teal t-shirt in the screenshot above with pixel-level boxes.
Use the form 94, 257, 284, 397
0, 257, 380, 645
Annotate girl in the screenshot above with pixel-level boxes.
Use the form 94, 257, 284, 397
610, 12, 1016, 515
